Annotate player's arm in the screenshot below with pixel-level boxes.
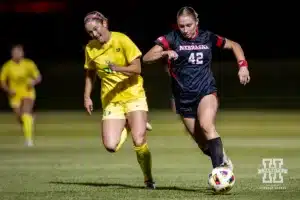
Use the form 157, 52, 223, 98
143, 36, 172, 63
109, 34, 142, 76
29, 62, 42, 86
212, 33, 248, 68
212, 33, 250, 84
84, 48, 96, 98
109, 57, 141, 76
223, 39, 248, 67
84, 69, 96, 98
0, 65, 10, 93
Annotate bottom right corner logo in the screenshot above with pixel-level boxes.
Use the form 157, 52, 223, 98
257, 158, 288, 190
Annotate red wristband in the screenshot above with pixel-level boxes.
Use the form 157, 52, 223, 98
238, 60, 248, 68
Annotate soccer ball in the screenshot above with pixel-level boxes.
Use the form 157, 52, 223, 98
208, 166, 235, 194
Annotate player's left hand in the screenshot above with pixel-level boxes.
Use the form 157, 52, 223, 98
106, 61, 119, 72
238, 67, 250, 85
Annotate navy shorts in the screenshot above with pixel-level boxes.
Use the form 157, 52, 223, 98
175, 91, 217, 118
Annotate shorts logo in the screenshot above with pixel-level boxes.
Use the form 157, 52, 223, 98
103, 110, 111, 116
116, 48, 120, 52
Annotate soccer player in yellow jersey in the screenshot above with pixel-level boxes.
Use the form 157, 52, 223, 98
0, 45, 42, 147
83, 11, 155, 189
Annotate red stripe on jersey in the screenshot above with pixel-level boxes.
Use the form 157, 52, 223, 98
157, 36, 176, 78
157, 36, 170, 50
167, 60, 176, 78
216, 35, 224, 47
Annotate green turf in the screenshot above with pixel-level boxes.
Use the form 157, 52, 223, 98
0, 110, 299, 200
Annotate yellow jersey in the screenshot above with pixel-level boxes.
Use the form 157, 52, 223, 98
84, 32, 146, 107
0, 58, 40, 95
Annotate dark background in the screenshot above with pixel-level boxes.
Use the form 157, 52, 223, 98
0, 1, 299, 111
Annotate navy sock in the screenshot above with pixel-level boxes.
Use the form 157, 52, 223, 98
207, 137, 224, 168
200, 146, 211, 157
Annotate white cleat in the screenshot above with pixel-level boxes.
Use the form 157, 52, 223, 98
223, 150, 234, 171
146, 122, 152, 131
25, 140, 34, 147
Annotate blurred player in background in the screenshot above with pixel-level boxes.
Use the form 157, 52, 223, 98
143, 7, 250, 173
83, 11, 155, 189
0, 44, 42, 147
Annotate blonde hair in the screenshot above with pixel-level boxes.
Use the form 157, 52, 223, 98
84, 11, 108, 24
177, 6, 199, 23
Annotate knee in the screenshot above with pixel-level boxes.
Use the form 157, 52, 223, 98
199, 120, 215, 135
102, 136, 118, 153
103, 143, 117, 153
105, 147, 117, 153
132, 131, 146, 147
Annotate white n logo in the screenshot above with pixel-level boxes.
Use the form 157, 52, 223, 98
258, 158, 288, 184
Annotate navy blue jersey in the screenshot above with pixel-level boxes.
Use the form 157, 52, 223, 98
155, 29, 225, 117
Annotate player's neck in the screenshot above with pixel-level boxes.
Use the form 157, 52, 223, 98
100, 31, 112, 46
191, 29, 199, 39
12, 58, 23, 63
106, 31, 112, 43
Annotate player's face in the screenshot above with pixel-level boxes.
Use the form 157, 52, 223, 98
85, 20, 109, 44
11, 47, 24, 61
177, 15, 198, 39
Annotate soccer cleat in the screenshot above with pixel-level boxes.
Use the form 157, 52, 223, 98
146, 122, 153, 131
145, 181, 156, 189
25, 140, 34, 147
208, 173, 212, 186
223, 155, 234, 171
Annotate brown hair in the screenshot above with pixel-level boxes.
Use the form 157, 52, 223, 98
84, 11, 108, 24
11, 44, 23, 50
177, 6, 199, 22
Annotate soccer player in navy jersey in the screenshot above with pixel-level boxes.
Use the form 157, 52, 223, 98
143, 6, 250, 172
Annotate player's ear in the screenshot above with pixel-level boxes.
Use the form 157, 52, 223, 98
102, 20, 108, 28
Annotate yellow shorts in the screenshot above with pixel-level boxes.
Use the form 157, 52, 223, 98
102, 98, 148, 120
9, 92, 35, 108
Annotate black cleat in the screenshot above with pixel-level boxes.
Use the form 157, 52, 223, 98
145, 181, 156, 189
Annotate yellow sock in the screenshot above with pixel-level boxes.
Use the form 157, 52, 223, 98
115, 127, 128, 152
134, 143, 153, 182
21, 114, 33, 142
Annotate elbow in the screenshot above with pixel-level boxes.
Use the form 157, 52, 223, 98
0, 81, 5, 88
36, 75, 42, 84
142, 55, 148, 63
132, 67, 141, 75
231, 41, 242, 50
142, 54, 151, 64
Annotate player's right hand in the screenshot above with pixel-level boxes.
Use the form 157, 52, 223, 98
162, 50, 178, 60
84, 97, 93, 115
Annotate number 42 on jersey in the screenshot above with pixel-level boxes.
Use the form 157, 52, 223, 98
188, 52, 203, 65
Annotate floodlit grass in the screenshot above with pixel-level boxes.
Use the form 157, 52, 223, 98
0, 110, 299, 199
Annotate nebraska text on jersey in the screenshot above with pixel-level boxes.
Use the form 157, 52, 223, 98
179, 45, 209, 51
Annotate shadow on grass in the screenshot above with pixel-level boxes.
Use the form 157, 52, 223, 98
49, 181, 212, 193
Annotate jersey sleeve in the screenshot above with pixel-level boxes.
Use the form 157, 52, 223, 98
28, 61, 40, 79
0, 64, 8, 82
121, 34, 142, 63
154, 31, 174, 50
210, 32, 226, 48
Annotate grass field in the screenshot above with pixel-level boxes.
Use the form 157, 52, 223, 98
0, 110, 299, 200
